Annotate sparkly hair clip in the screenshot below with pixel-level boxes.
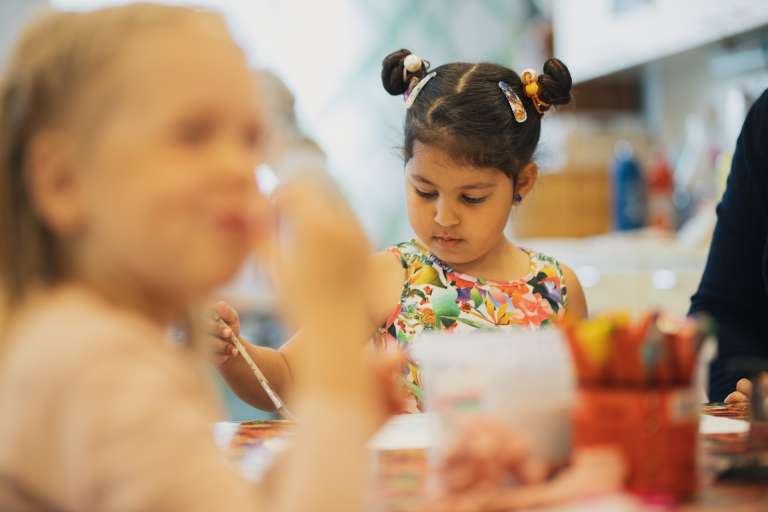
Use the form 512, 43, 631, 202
521, 68, 551, 115
498, 81, 527, 123
405, 71, 436, 109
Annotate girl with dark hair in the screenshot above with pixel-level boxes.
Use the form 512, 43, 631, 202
213, 50, 587, 414
373, 50, 587, 410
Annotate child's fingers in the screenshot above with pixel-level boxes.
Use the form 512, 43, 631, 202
515, 458, 551, 486
497, 447, 625, 510
724, 378, 753, 404
736, 377, 753, 397
725, 391, 749, 404
438, 418, 525, 494
364, 350, 410, 422
420, 488, 505, 512
213, 348, 238, 366
213, 301, 240, 336
205, 318, 233, 341
209, 338, 231, 356
429, 448, 624, 512
499, 434, 534, 476
440, 461, 484, 494
210, 336, 240, 365
433, 451, 613, 512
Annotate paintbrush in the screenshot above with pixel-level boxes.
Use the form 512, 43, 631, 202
217, 318, 296, 422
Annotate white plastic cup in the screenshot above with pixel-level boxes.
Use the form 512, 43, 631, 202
411, 328, 575, 464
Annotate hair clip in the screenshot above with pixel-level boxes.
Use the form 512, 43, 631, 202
405, 71, 436, 109
521, 68, 551, 115
498, 81, 527, 123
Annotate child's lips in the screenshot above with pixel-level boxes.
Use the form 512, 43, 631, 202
215, 210, 251, 233
433, 235, 463, 248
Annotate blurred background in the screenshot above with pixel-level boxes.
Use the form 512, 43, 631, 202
3, 0, 768, 418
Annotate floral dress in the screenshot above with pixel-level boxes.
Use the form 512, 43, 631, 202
375, 239, 569, 412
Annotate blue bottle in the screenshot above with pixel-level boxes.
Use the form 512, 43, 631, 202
612, 141, 646, 231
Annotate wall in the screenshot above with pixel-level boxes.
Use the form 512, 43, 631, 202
0, 1, 50, 69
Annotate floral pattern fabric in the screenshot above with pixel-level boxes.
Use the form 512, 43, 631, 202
375, 239, 568, 412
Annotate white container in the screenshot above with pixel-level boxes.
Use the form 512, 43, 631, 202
411, 328, 575, 464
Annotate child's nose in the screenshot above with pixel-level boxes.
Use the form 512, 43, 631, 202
216, 141, 260, 184
434, 199, 459, 227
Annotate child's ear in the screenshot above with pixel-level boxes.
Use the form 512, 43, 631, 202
516, 162, 538, 200
26, 131, 85, 237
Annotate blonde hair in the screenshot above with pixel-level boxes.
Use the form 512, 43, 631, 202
0, 4, 226, 326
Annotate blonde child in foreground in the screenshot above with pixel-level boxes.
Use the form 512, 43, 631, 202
0, 4, 394, 511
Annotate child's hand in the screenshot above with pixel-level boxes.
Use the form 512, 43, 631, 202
367, 349, 411, 422
276, 180, 371, 307
422, 418, 626, 512
206, 301, 241, 366
262, 178, 371, 325
262, 177, 379, 421
725, 373, 768, 405
437, 417, 551, 495
725, 378, 752, 404
423, 446, 625, 512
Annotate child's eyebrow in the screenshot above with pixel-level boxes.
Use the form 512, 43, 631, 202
410, 174, 435, 185
459, 183, 495, 190
410, 174, 494, 190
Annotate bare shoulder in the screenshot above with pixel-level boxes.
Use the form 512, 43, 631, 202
366, 250, 406, 329
370, 249, 404, 277
560, 263, 588, 321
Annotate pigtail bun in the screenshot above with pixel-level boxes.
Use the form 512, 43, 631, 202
538, 58, 572, 107
381, 48, 427, 96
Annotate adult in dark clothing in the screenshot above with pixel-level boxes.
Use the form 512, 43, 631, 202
690, 89, 768, 403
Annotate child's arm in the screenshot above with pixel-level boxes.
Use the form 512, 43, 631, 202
561, 264, 588, 321
365, 250, 408, 330
206, 301, 294, 411
211, 250, 405, 411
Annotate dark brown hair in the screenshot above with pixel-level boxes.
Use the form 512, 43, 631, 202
382, 49, 572, 185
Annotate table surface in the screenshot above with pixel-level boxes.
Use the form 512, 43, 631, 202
224, 404, 768, 511
686, 403, 767, 511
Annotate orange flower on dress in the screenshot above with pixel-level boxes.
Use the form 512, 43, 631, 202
447, 272, 475, 289
498, 281, 530, 297
421, 308, 436, 327
515, 292, 554, 326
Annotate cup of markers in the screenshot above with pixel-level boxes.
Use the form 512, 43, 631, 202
564, 311, 713, 504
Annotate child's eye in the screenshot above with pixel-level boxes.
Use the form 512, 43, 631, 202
176, 118, 214, 146
415, 188, 437, 199
242, 124, 263, 150
462, 195, 487, 205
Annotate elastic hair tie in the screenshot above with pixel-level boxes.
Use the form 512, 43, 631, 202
521, 68, 551, 115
